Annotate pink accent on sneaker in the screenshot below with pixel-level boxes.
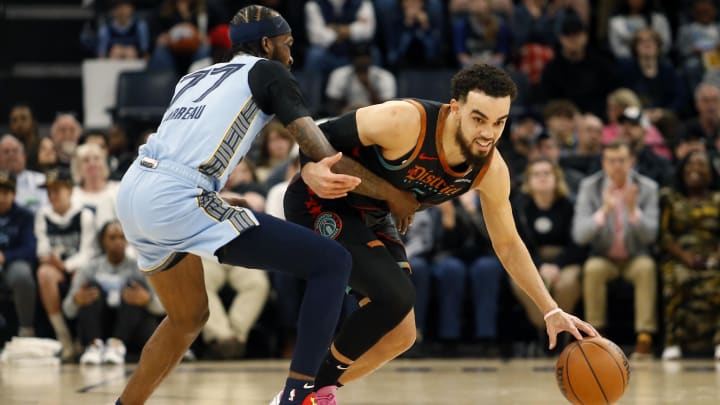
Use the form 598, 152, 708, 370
313, 386, 338, 405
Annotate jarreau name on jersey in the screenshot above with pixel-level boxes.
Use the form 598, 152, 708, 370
162, 105, 207, 122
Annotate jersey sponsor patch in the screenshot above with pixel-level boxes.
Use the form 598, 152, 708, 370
314, 211, 342, 239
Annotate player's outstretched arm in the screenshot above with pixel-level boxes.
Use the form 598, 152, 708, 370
477, 150, 598, 348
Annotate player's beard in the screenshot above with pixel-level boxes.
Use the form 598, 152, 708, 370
455, 125, 494, 167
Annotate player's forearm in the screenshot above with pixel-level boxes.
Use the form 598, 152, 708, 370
287, 117, 338, 161
495, 241, 558, 315
333, 156, 402, 201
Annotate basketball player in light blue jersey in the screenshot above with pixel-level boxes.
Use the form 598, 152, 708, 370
115, 5, 419, 405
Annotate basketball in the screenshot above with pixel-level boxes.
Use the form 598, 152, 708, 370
168, 22, 202, 54
555, 337, 630, 405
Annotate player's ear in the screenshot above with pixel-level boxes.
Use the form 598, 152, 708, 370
450, 99, 460, 114
260, 36, 273, 58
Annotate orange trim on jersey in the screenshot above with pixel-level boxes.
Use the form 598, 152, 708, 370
470, 148, 495, 189
435, 105, 473, 177
367, 240, 385, 248
398, 99, 427, 166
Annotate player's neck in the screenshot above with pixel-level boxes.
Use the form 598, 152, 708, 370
441, 110, 465, 167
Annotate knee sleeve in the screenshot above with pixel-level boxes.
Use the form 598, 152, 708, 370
346, 244, 415, 326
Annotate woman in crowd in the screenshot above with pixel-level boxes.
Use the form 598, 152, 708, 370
659, 150, 720, 360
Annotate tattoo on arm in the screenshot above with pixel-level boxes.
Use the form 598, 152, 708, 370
287, 117, 400, 201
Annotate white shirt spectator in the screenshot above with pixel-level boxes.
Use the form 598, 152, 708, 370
326, 65, 396, 108
15, 169, 47, 213
35, 203, 96, 273
72, 181, 119, 231
608, 13, 672, 58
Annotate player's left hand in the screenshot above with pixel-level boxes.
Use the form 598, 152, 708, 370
302, 153, 361, 199
545, 309, 599, 349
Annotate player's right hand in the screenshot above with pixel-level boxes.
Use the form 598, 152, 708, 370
302, 152, 361, 199
388, 189, 419, 234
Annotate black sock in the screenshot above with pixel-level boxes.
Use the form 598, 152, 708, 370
314, 350, 351, 390
116, 400, 123, 405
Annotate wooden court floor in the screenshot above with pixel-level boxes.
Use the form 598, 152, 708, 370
1, 359, 719, 404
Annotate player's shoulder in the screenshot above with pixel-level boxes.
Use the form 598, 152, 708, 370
358, 99, 421, 121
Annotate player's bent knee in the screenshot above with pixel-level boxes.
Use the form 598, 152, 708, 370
169, 306, 210, 334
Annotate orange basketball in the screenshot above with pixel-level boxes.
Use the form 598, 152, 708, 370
168, 22, 202, 54
555, 337, 630, 405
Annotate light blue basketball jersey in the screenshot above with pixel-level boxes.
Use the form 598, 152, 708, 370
118, 54, 278, 272
139, 54, 274, 192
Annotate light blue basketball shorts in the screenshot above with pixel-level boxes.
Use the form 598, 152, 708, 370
117, 156, 260, 273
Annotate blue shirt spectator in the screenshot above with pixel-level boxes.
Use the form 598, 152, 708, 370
97, 0, 150, 59
453, 0, 511, 67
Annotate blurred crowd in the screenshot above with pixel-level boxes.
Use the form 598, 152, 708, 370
2, 0, 720, 364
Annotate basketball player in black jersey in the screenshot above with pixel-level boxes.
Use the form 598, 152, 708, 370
283, 64, 599, 402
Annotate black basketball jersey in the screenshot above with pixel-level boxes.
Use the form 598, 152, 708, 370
343, 99, 492, 210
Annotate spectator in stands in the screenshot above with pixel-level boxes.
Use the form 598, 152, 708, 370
37, 137, 58, 172
542, 99, 579, 156
674, 132, 708, 162
325, 43, 396, 116
0, 134, 47, 213
572, 140, 659, 359
71, 143, 120, 232
608, 0, 672, 59
617, 106, 675, 186
513, 0, 558, 49
430, 195, 506, 354
676, 0, 720, 78
149, 0, 212, 74
512, 0, 556, 85
539, 15, 617, 117
532, 133, 585, 196
105, 125, 135, 180
511, 158, 585, 346
220, 159, 266, 212
64, 220, 163, 365
684, 82, 720, 142
199, 257, 270, 359
97, 0, 150, 60
561, 113, 603, 175
617, 28, 687, 119
8, 104, 40, 171
376, 0, 444, 68
303, 0, 376, 74
50, 113, 82, 168
659, 150, 720, 360
253, 121, 295, 184
502, 109, 544, 186
0, 170, 37, 338
400, 207, 438, 350
453, 0, 511, 68
603, 88, 671, 159
35, 168, 95, 360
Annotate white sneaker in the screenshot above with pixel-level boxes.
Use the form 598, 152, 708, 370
715, 344, 720, 361
79, 339, 104, 365
661, 345, 682, 360
103, 338, 126, 365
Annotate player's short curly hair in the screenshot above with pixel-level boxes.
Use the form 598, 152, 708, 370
451, 64, 517, 102
230, 5, 280, 57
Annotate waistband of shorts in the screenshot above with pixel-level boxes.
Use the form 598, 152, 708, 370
137, 156, 216, 191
